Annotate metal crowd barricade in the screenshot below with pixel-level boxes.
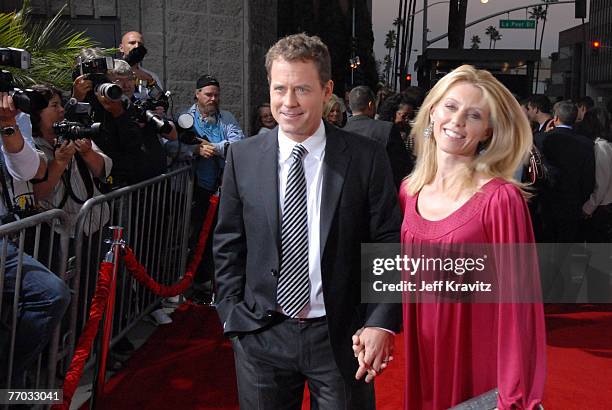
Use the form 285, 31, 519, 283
67, 166, 193, 367
0, 209, 70, 398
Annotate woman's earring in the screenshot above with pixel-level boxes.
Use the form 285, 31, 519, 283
423, 121, 434, 139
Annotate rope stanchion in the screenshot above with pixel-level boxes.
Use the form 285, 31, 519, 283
121, 194, 219, 297
51, 261, 114, 410
53, 194, 219, 409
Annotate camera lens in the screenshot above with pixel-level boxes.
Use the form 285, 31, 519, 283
96, 83, 123, 101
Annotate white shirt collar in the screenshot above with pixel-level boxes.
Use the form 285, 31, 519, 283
278, 120, 326, 163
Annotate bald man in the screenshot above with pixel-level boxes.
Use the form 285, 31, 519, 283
119, 31, 163, 96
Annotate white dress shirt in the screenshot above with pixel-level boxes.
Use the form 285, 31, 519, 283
583, 137, 612, 214
0, 140, 42, 217
277, 120, 326, 318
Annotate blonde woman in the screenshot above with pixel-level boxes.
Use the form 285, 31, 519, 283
323, 93, 346, 127
355, 65, 546, 409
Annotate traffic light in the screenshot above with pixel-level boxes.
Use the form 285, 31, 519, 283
405, 73, 412, 85
591, 40, 601, 56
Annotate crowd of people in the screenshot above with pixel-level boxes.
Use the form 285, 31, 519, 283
1, 28, 611, 409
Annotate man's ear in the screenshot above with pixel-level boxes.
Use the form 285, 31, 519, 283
323, 80, 334, 100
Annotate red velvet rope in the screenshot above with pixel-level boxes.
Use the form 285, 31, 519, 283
53, 194, 219, 408
121, 193, 219, 297
52, 261, 114, 410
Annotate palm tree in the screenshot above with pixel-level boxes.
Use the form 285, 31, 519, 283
535, 0, 554, 92
470, 35, 481, 50
492, 31, 502, 49
382, 55, 392, 85
384, 30, 396, 85
0, 1, 100, 90
528, 5, 547, 50
392, 17, 405, 29
485, 26, 496, 49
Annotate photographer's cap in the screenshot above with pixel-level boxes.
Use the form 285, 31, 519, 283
196, 75, 219, 89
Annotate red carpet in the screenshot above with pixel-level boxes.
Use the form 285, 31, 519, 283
97, 304, 612, 409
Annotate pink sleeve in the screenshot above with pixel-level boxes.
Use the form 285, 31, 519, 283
483, 183, 547, 410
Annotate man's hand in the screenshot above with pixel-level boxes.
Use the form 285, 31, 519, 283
0, 92, 19, 126
96, 95, 125, 118
132, 66, 154, 83
199, 140, 215, 158
72, 75, 93, 101
352, 327, 394, 383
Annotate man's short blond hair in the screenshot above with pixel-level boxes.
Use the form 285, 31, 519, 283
265, 33, 331, 86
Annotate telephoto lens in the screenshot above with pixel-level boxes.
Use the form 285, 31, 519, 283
53, 121, 101, 141
95, 83, 123, 101
145, 110, 172, 134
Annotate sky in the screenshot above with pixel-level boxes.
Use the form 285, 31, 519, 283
372, 0, 591, 81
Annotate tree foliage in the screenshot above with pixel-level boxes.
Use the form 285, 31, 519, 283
0, 1, 103, 90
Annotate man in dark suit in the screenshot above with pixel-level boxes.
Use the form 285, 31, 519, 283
537, 100, 595, 301
537, 100, 595, 243
214, 34, 401, 409
343, 86, 414, 189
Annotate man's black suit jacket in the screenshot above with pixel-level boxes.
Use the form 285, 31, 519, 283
214, 122, 402, 381
343, 115, 414, 189
537, 126, 595, 207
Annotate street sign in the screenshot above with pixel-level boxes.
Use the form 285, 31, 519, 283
500, 19, 536, 29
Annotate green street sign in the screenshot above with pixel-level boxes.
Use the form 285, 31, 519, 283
500, 19, 536, 29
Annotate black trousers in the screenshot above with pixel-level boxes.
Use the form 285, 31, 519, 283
231, 316, 375, 410
190, 185, 216, 286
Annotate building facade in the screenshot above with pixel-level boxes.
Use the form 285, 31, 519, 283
1, 0, 278, 135
548, 0, 611, 104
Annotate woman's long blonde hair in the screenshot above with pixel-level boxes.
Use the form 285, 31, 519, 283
406, 65, 532, 197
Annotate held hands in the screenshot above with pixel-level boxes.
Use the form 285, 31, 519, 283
352, 327, 395, 383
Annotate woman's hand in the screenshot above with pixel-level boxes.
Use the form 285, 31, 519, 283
74, 138, 93, 156
0, 92, 18, 125
54, 140, 76, 164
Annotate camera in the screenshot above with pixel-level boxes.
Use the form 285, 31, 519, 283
123, 45, 148, 66
63, 98, 93, 123
0, 47, 31, 69
176, 113, 199, 144
0, 70, 48, 114
53, 120, 101, 143
75, 56, 122, 101
132, 95, 172, 134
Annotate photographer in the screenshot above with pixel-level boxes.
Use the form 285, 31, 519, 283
118, 31, 162, 100
108, 59, 177, 182
28, 84, 111, 236
71, 48, 144, 188
0, 91, 70, 388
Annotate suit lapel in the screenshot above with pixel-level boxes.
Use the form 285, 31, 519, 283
259, 128, 280, 252
320, 123, 350, 256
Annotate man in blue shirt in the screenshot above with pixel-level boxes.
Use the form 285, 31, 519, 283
186, 75, 244, 303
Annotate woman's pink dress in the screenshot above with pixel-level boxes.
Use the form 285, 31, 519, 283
399, 178, 546, 410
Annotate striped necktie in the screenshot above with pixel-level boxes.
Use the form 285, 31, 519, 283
277, 144, 310, 317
